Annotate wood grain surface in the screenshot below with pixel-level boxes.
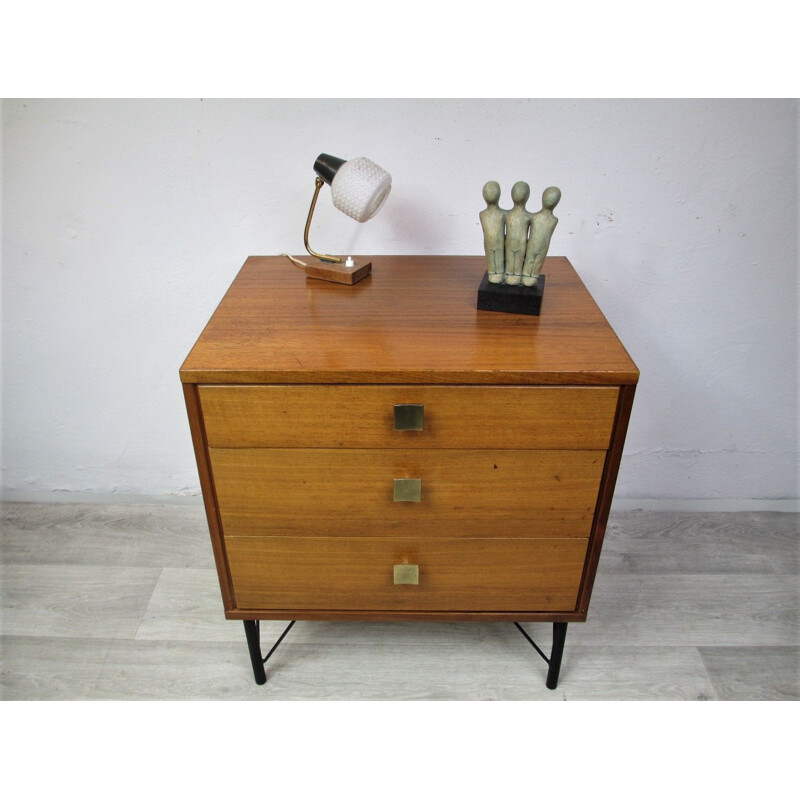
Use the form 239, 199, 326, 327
224, 536, 588, 612
179, 255, 639, 625
209, 447, 605, 538
183, 383, 235, 610
199, 384, 618, 450
179, 256, 639, 386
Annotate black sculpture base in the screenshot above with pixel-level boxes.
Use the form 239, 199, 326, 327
476, 272, 545, 316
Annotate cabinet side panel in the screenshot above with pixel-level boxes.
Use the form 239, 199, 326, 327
576, 383, 637, 614
183, 383, 236, 611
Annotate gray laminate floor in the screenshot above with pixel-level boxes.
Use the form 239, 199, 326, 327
1, 502, 797, 700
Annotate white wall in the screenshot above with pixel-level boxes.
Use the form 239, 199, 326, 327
1, 99, 797, 506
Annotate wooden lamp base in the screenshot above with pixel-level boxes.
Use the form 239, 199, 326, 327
305, 258, 372, 285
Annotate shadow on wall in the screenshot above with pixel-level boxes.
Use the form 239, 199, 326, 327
378, 194, 460, 255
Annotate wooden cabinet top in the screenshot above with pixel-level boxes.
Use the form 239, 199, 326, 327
180, 255, 639, 386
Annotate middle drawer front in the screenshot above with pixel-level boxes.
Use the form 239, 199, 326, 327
210, 448, 605, 538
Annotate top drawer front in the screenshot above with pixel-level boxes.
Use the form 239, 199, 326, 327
199, 385, 618, 450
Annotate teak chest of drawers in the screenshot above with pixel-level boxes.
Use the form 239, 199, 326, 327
180, 255, 638, 688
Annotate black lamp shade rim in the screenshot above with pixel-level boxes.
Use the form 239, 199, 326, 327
314, 153, 347, 185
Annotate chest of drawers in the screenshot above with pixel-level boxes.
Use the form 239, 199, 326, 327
180, 255, 638, 688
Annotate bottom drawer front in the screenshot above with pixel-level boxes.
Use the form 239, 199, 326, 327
226, 537, 588, 612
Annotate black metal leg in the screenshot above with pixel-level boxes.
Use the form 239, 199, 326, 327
546, 622, 568, 690
246, 619, 565, 688
243, 620, 296, 685
514, 621, 569, 689
243, 620, 267, 685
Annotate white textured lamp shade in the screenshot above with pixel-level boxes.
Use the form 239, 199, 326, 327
330, 157, 392, 222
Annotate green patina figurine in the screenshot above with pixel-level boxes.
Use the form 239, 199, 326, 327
503, 181, 531, 286
522, 186, 561, 287
479, 180, 561, 287
479, 181, 507, 283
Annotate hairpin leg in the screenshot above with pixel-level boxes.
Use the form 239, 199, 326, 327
243, 620, 267, 684
546, 622, 568, 690
514, 621, 569, 690
243, 619, 296, 685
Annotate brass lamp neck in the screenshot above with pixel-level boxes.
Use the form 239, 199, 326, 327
303, 176, 342, 263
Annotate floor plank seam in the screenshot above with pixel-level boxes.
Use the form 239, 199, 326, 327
690, 646, 721, 700
131, 567, 164, 641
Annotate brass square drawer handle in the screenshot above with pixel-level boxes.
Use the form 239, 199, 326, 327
394, 403, 424, 431
393, 478, 422, 502
393, 564, 419, 585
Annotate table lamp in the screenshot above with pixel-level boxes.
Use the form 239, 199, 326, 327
301, 152, 392, 284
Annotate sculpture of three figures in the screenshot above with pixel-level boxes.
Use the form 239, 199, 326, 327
480, 181, 561, 286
